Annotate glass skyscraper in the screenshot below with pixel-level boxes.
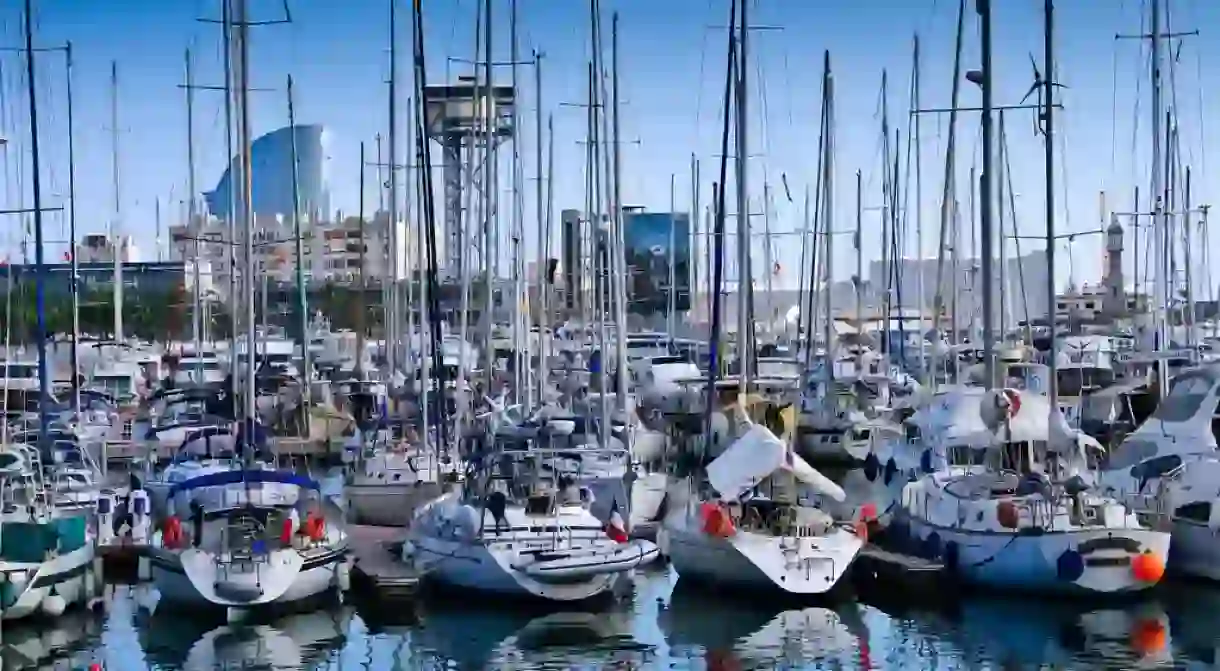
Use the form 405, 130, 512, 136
204, 124, 331, 221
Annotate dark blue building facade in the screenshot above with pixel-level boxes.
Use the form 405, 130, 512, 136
204, 124, 330, 221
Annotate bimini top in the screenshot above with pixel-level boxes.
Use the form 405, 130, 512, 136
167, 468, 320, 496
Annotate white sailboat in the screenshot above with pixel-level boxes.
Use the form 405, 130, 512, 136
892, 387, 1170, 594
405, 443, 657, 602
660, 422, 863, 596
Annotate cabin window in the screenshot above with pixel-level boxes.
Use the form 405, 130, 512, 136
1176, 501, 1211, 523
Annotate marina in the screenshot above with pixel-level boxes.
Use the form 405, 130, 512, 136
0, 0, 1219, 668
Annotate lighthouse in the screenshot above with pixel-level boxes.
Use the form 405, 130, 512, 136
1102, 218, 1125, 318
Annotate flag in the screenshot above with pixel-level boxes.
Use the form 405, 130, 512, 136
605, 500, 627, 543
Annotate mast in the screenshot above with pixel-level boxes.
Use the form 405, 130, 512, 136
912, 34, 925, 382
481, 0, 495, 390
223, 0, 239, 399
611, 12, 627, 410
1042, 0, 1058, 407
854, 171, 863, 383
110, 61, 123, 342
387, 0, 400, 377
735, 0, 752, 392
357, 142, 367, 374
288, 74, 311, 424
186, 48, 201, 362
66, 41, 80, 414
1149, 0, 1168, 397
235, 0, 256, 428
977, 0, 997, 390
24, 0, 50, 447
533, 50, 547, 407
821, 52, 835, 384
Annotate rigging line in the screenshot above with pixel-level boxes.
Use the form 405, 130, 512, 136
999, 115, 1029, 327
1163, 0, 1191, 170
1110, 19, 1121, 183
693, 0, 713, 149
1128, 0, 1147, 203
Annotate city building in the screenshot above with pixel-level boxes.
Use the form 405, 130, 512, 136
74, 234, 141, 264
168, 210, 410, 292
204, 124, 331, 221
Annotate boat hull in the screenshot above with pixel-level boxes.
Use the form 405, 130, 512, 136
344, 481, 443, 527
148, 545, 348, 610
661, 522, 861, 596
1, 544, 96, 621
1166, 517, 1220, 580
892, 510, 1171, 594
409, 535, 624, 602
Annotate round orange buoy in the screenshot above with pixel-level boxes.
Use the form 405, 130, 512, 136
1131, 551, 1165, 583
996, 501, 1019, 529
859, 503, 878, 523
90, 664, 102, 671
1130, 618, 1168, 655
707, 648, 742, 671
852, 520, 869, 543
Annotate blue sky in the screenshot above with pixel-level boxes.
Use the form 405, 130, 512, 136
0, 0, 1217, 295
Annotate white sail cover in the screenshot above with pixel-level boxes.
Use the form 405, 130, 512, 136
707, 423, 846, 502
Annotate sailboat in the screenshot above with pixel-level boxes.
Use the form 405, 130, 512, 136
0, 445, 100, 621
405, 437, 658, 602
893, 0, 1169, 595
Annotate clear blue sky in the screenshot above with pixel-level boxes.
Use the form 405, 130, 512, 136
1, 0, 1217, 295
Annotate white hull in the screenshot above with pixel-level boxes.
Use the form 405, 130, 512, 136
344, 481, 443, 527
892, 511, 1170, 594
410, 535, 623, 602
1, 544, 97, 621
661, 521, 861, 596
149, 545, 348, 609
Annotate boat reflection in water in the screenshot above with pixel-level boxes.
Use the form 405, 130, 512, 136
660, 580, 871, 669
407, 602, 639, 669
0, 607, 103, 670
906, 595, 1173, 669
137, 601, 354, 671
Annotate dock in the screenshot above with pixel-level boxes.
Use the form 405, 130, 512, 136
851, 543, 952, 600
348, 525, 424, 603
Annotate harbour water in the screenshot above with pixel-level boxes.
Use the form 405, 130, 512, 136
7, 560, 1217, 669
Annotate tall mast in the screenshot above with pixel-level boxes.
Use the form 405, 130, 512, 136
481, 0, 495, 390
24, 0, 50, 446
977, 0, 997, 390
1042, 0, 1058, 407
110, 61, 123, 341
186, 48, 201, 360
533, 50, 547, 405
1149, 0, 1168, 396
288, 74, 310, 424
65, 42, 80, 414
610, 11, 628, 410
735, 0, 751, 392
387, 0, 400, 377
821, 52, 835, 384
357, 142, 367, 375
235, 0, 256, 426
223, 0, 239, 399
912, 34, 925, 382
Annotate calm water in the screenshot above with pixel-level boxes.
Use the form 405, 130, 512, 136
7, 566, 1220, 670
